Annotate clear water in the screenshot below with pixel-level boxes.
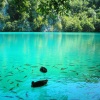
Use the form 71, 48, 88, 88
0, 32, 100, 100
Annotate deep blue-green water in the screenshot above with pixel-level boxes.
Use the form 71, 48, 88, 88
0, 32, 100, 100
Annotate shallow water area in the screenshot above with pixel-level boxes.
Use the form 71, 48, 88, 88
0, 32, 100, 100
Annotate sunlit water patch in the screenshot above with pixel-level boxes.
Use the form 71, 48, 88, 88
0, 32, 100, 100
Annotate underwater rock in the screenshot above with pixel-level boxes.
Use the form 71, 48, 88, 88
40, 67, 47, 73
31, 79, 48, 87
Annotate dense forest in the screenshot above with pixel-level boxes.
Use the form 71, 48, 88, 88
0, 0, 100, 32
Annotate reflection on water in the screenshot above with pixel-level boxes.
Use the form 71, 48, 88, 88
0, 33, 100, 100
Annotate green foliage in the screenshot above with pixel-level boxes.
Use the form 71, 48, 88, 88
87, 8, 96, 18
33, 15, 48, 31
96, 10, 100, 19
0, 0, 99, 32
7, 0, 31, 20
0, 0, 6, 9
61, 16, 82, 32
3, 21, 19, 31
37, 0, 70, 16
81, 18, 95, 32
69, 0, 83, 13
0, 13, 5, 22
94, 19, 100, 32
54, 21, 62, 31
0, 13, 10, 24
87, 0, 100, 9
3, 22, 12, 31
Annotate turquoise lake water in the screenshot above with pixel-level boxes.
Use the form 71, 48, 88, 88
0, 32, 100, 100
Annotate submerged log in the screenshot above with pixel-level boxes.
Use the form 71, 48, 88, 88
31, 79, 48, 87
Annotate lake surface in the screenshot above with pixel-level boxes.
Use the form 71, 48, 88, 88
0, 32, 100, 100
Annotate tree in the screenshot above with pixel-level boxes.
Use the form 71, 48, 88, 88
2, 21, 19, 31
7, 0, 31, 20
37, 0, 70, 16
69, 0, 83, 14
0, 0, 6, 9
94, 19, 100, 31
81, 18, 95, 32
61, 16, 82, 32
